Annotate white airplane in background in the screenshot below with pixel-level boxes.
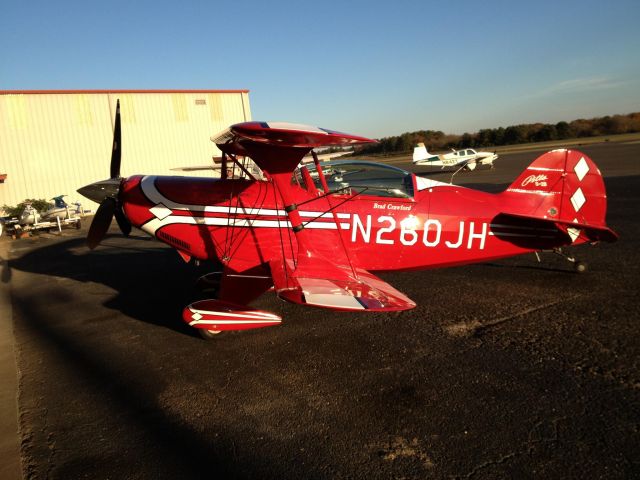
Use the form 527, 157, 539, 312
412, 143, 498, 170
172, 150, 352, 174
300, 149, 353, 164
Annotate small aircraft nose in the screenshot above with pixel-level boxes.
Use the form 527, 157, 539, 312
77, 178, 121, 204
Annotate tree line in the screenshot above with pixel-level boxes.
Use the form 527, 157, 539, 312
356, 112, 640, 155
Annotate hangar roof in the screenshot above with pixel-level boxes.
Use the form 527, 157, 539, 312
0, 89, 249, 94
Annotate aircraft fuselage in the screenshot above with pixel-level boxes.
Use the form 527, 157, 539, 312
120, 174, 570, 273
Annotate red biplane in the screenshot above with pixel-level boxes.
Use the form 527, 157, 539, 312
78, 101, 618, 338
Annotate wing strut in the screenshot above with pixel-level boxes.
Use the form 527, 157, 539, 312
311, 151, 330, 193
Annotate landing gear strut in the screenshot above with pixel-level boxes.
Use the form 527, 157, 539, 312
534, 249, 587, 273
538, 248, 587, 273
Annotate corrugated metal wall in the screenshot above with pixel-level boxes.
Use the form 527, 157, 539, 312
0, 90, 251, 211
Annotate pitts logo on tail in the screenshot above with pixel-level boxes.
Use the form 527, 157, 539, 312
78, 101, 618, 339
521, 174, 548, 187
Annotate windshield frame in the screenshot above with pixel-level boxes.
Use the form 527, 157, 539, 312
298, 160, 416, 199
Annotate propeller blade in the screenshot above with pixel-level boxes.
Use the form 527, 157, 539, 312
87, 197, 116, 249
110, 99, 122, 179
114, 207, 132, 237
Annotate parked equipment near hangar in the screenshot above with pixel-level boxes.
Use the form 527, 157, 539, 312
1, 197, 84, 238
78, 101, 617, 338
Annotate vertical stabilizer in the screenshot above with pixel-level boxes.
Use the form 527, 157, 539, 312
413, 143, 430, 162
499, 149, 617, 242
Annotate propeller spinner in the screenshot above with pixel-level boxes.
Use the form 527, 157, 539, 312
78, 99, 132, 249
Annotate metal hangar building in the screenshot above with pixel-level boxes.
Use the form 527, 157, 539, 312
0, 89, 252, 211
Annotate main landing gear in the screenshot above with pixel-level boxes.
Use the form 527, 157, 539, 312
198, 328, 223, 340
184, 270, 282, 340
191, 272, 224, 339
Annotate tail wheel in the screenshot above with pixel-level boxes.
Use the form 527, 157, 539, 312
574, 261, 588, 274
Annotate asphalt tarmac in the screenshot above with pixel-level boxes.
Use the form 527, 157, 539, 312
3, 142, 639, 479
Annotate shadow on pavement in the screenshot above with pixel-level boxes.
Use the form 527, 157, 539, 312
4, 233, 218, 338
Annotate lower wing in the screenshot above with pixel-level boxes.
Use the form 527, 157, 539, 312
269, 257, 416, 312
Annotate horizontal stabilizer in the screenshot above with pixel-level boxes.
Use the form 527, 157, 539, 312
491, 212, 618, 250
554, 219, 619, 243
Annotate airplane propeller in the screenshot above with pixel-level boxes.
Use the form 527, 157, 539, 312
87, 197, 117, 249
109, 97, 122, 179
114, 207, 132, 236
83, 99, 132, 249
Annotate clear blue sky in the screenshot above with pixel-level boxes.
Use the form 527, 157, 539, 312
2, 0, 639, 138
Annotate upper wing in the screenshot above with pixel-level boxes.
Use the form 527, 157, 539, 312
269, 256, 416, 312
170, 165, 221, 172
215, 122, 375, 148
212, 121, 376, 176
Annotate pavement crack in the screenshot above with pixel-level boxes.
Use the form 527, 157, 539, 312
446, 294, 582, 338
461, 416, 569, 478
462, 452, 518, 478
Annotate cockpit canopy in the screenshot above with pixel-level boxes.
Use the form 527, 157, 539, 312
299, 160, 414, 198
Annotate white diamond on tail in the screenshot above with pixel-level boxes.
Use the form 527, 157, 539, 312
574, 157, 590, 182
570, 188, 586, 212
567, 227, 581, 243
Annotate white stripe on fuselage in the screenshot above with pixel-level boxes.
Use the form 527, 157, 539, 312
139, 175, 351, 236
